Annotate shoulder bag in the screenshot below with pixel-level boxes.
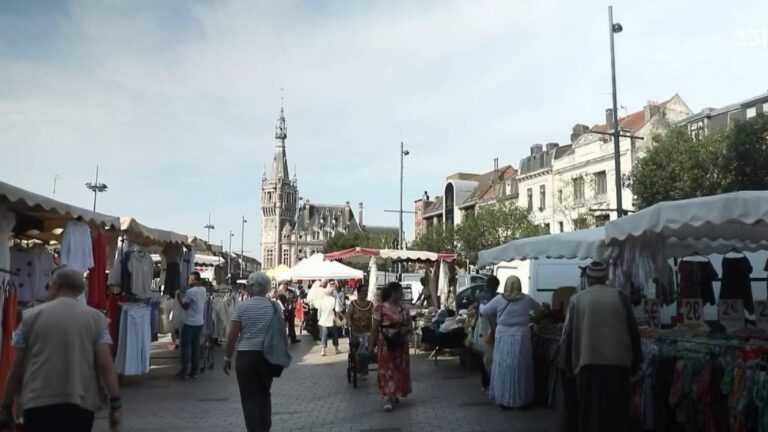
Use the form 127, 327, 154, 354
264, 301, 292, 377
485, 300, 511, 347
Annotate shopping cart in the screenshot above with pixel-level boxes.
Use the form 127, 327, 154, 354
347, 332, 377, 388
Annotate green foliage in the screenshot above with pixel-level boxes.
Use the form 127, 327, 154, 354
630, 116, 768, 209
322, 230, 391, 254
411, 224, 456, 255
413, 202, 544, 265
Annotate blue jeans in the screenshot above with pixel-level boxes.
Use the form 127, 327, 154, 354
321, 326, 338, 348
180, 324, 203, 375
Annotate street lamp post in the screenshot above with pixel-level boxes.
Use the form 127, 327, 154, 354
204, 214, 215, 243
240, 216, 247, 277
228, 231, 234, 281
399, 142, 410, 250
608, 5, 624, 218
84, 166, 108, 212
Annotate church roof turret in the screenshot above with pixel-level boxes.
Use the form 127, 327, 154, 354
269, 105, 290, 182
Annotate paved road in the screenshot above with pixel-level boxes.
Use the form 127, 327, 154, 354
95, 333, 557, 432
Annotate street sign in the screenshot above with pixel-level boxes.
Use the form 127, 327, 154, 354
718, 299, 744, 333
755, 300, 768, 330
682, 298, 703, 323
643, 299, 660, 328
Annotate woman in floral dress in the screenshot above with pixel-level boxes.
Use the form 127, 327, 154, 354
371, 282, 412, 412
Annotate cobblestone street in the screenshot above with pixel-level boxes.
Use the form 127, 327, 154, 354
95, 333, 557, 432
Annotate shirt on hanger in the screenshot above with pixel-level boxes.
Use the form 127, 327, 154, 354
128, 250, 154, 297
0, 207, 15, 291
10, 247, 37, 302
61, 220, 93, 273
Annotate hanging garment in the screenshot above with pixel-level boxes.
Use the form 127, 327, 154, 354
0, 289, 17, 392
180, 248, 195, 291
720, 256, 755, 314
0, 207, 15, 293
61, 220, 93, 272
127, 250, 153, 297
163, 262, 180, 298
33, 248, 55, 301
115, 304, 151, 375
87, 230, 108, 310
10, 246, 38, 302
679, 260, 718, 305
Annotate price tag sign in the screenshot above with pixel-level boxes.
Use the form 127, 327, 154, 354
755, 301, 768, 330
643, 299, 660, 328
682, 299, 703, 323
718, 299, 744, 333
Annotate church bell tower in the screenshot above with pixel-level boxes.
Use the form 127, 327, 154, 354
260, 106, 298, 269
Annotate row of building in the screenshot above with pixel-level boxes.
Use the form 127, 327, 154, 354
414, 90, 768, 240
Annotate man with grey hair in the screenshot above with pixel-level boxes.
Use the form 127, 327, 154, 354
0, 268, 122, 432
223, 271, 285, 431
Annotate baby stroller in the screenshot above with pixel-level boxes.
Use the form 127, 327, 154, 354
347, 332, 377, 388
302, 302, 320, 341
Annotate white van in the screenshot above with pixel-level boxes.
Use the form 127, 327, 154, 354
494, 258, 589, 305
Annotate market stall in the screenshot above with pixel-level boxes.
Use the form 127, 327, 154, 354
602, 192, 768, 431
275, 253, 363, 282
477, 227, 606, 266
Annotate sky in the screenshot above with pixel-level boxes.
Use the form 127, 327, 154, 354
2, 0, 767, 260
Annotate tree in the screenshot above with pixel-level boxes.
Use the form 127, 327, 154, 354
411, 224, 456, 255
629, 117, 768, 209
455, 201, 545, 264
322, 230, 390, 254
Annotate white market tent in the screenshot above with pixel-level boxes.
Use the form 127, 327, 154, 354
275, 253, 364, 282
604, 191, 768, 257
477, 227, 606, 267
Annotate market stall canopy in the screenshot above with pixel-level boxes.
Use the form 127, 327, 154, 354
266, 264, 289, 279
119, 217, 189, 250
275, 253, 363, 282
477, 227, 606, 266
324, 247, 457, 264
604, 191, 768, 256
0, 180, 120, 232
187, 236, 222, 253
195, 254, 224, 267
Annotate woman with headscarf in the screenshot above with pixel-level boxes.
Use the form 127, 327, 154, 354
480, 276, 540, 409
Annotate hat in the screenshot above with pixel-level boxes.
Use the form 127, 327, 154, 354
585, 260, 608, 279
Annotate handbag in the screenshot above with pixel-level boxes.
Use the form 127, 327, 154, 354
263, 301, 292, 377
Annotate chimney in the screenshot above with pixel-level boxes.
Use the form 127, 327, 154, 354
644, 100, 661, 121
304, 199, 310, 222
358, 202, 364, 226
423, 191, 430, 202
530, 143, 543, 156
605, 108, 615, 130
546, 142, 559, 152
570, 124, 590, 142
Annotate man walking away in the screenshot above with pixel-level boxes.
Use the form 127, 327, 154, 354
277, 282, 300, 344
0, 269, 122, 432
560, 260, 642, 432
176, 271, 207, 379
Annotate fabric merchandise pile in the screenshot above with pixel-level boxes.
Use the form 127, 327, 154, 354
636, 336, 768, 432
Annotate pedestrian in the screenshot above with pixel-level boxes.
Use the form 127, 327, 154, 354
332, 280, 347, 336
175, 271, 207, 380
277, 282, 300, 344
474, 275, 499, 393
223, 272, 281, 432
560, 260, 642, 432
480, 275, 540, 409
317, 285, 340, 356
347, 283, 373, 376
371, 282, 412, 412
0, 269, 122, 432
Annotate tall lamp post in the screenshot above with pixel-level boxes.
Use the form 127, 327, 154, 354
608, 5, 624, 218
204, 214, 215, 243
85, 166, 108, 212
399, 142, 410, 250
240, 215, 247, 277
228, 231, 234, 281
